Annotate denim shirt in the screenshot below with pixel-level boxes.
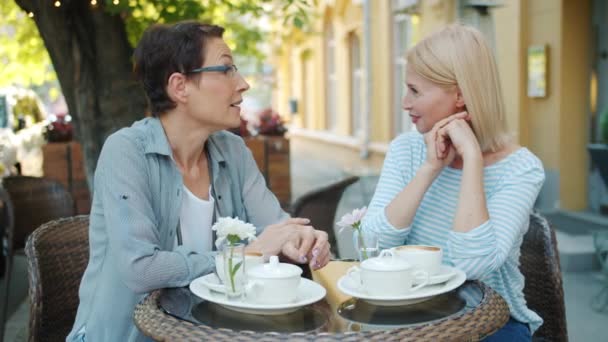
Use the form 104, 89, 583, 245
67, 117, 289, 342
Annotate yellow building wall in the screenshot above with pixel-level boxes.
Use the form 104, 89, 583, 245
418, 0, 456, 37
559, 0, 590, 210
369, 0, 392, 143
524, 0, 562, 171
274, 0, 590, 210
494, 0, 526, 146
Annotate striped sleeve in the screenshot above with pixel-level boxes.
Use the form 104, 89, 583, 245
446, 155, 545, 279
361, 134, 416, 249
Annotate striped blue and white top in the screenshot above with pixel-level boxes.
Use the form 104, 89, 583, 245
361, 131, 545, 333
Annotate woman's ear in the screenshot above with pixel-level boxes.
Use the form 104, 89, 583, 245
166, 72, 188, 104
455, 87, 466, 110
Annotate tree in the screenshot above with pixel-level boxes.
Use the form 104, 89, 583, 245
8, 0, 312, 186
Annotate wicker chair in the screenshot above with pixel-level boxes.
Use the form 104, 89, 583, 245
289, 176, 359, 258
1, 176, 75, 340
0, 187, 14, 340
520, 212, 568, 341
25, 215, 89, 342
591, 230, 608, 313
2, 176, 75, 251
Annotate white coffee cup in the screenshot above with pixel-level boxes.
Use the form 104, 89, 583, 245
246, 255, 302, 304
393, 245, 443, 276
215, 251, 265, 284
347, 249, 429, 296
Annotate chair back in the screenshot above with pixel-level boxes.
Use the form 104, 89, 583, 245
290, 176, 359, 257
520, 212, 568, 341
25, 216, 89, 342
0, 187, 13, 278
2, 176, 75, 250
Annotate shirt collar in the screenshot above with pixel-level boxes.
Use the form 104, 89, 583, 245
143, 117, 227, 165
143, 117, 172, 156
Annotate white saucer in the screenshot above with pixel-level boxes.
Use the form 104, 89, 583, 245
190, 274, 326, 315
415, 265, 457, 286
198, 273, 229, 293
337, 267, 466, 306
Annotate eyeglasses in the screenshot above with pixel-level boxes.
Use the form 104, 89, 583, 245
187, 64, 239, 78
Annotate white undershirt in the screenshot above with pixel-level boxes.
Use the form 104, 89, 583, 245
175, 185, 214, 252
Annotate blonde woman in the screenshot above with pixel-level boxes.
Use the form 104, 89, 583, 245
362, 24, 544, 340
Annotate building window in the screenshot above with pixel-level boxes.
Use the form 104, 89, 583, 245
392, 1, 419, 137
325, 21, 337, 132
457, 0, 497, 52
301, 51, 312, 129
349, 32, 363, 138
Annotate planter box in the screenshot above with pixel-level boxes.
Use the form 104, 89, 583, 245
42, 142, 91, 215
244, 135, 291, 208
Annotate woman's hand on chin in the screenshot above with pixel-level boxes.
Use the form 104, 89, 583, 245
423, 111, 469, 172
436, 112, 481, 161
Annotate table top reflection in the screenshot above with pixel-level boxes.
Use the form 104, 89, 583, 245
134, 263, 511, 341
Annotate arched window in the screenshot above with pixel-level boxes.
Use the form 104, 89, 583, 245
392, 0, 419, 136
324, 20, 337, 132
349, 32, 363, 137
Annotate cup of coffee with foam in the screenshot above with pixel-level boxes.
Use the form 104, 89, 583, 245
393, 245, 443, 276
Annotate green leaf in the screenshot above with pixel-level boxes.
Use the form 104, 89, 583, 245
231, 261, 243, 276
293, 16, 304, 29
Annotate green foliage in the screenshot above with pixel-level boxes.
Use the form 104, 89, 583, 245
0, 2, 56, 89
12, 94, 44, 129
104, 0, 314, 61
1, 0, 314, 91
600, 106, 608, 144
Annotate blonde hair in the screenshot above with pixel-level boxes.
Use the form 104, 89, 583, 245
406, 24, 510, 152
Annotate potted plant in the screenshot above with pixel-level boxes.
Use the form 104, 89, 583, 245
588, 107, 608, 186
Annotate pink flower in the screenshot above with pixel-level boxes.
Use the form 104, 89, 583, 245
336, 207, 367, 232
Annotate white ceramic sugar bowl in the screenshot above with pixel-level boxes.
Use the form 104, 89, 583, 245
246, 255, 302, 304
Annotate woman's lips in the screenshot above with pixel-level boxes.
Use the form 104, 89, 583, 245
410, 115, 420, 123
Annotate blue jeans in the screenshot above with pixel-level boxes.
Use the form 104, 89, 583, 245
482, 317, 531, 341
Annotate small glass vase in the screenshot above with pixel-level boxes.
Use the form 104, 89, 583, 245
221, 242, 246, 300
354, 229, 379, 261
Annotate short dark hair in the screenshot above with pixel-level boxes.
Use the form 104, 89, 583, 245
133, 21, 225, 116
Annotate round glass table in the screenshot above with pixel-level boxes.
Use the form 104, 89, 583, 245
134, 280, 510, 341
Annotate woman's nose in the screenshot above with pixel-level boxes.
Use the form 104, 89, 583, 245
402, 94, 413, 111
236, 73, 250, 92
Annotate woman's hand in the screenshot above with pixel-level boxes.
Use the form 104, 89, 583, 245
423, 112, 469, 172
281, 228, 330, 270
436, 112, 481, 161
246, 218, 331, 270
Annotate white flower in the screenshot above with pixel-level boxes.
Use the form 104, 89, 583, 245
212, 217, 257, 248
336, 206, 367, 232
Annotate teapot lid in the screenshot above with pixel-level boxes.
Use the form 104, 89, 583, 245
360, 250, 412, 271
247, 255, 302, 278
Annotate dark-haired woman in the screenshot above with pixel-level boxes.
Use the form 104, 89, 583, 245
67, 21, 330, 342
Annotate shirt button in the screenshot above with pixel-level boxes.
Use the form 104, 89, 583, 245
177, 189, 181, 197
169, 231, 174, 237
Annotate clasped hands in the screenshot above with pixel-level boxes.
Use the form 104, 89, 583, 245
246, 218, 330, 270
423, 111, 481, 171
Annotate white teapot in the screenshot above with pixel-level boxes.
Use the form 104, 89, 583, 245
246, 255, 302, 304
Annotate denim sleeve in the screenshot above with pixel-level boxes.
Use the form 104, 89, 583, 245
96, 132, 214, 294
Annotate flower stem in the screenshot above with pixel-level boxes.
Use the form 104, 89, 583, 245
229, 245, 236, 292
357, 229, 368, 260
